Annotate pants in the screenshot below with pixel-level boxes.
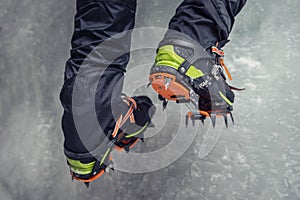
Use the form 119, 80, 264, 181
60, 0, 247, 154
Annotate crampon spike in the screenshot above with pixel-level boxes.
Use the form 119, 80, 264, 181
71, 176, 74, 182
185, 115, 189, 127
223, 114, 228, 128
84, 182, 90, 188
229, 112, 235, 125
210, 114, 216, 127
147, 82, 152, 88
162, 100, 168, 110
158, 94, 165, 101
140, 138, 144, 143
124, 146, 130, 153
185, 111, 208, 127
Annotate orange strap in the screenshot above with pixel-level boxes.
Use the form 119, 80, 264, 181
111, 115, 123, 138
187, 110, 210, 118
211, 46, 225, 57
112, 97, 137, 138
212, 46, 233, 81
219, 58, 233, 81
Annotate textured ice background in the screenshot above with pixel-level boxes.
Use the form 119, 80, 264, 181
0, 0, 300, 199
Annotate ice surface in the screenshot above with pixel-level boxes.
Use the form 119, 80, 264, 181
0, 0, 300, 199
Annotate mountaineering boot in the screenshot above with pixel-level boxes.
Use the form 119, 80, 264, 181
64, 95, 155, 186
149, 38, 242, 127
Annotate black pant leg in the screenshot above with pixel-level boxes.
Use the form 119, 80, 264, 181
165, 0, 247, 49
60, 0, 137, 154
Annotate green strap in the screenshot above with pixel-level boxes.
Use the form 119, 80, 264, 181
67, 147, 111, 175
155, 45, 204, 79
67, 121, 150, 175
67, 158, 95, 175
125, 122, 149, 138
100, 148, 111, 166
219, 91, 233, 106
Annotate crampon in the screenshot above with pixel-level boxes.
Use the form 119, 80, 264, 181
149, 39, 244, 128
148, 74, 234, 127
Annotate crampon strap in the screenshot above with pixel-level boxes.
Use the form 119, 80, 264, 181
111, 96, 137, 137
211, 45, 245, 91
211, 45, 232, 81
